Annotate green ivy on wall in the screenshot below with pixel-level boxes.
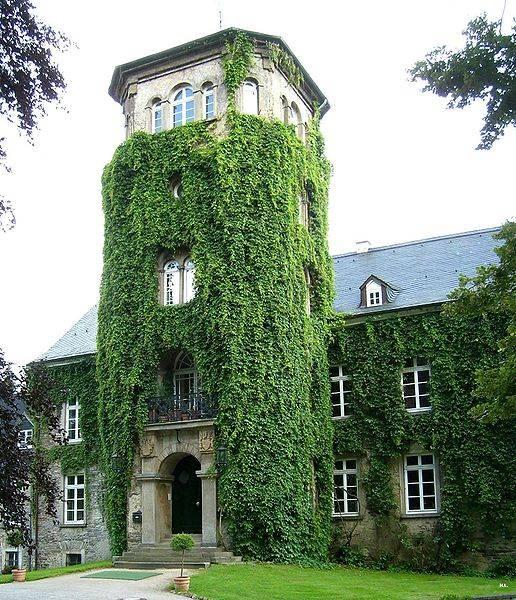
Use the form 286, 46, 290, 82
266, 42, 304, 88
96, 31, 335, 561
48, 357, 99, 473
330, 310, 514, 562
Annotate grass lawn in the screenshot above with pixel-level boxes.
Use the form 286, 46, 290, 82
0, 560, 112, 584
189, 563, 515, 600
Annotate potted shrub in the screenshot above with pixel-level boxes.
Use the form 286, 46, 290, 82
170, 533, 195, 592
6, 531, 26, 582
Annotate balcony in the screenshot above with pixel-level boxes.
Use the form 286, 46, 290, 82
146, 393, 218, 425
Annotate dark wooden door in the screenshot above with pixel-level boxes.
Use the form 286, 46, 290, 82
172, 455, 202, 533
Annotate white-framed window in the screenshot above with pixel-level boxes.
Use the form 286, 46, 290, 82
174, 352, 201, 398
204, 85, 216, 119
402, 358, 431, 412
403, 453, 438, 514
18, 428, 33, 448
366, 280, 382, 306
162, 256, 196, 305
5, 549, 20, 568
64, 474, 85, 525
151, 100, 164, 133
242, 80, 259, 115
330, 365, 352, 418
333, 458, 359, 516
172, 86, 195, 127
164, 260, 181, 305
65, 398, 81, 442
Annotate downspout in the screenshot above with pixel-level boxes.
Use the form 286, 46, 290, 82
33, 489, 39, 570
318, 98, 329, 117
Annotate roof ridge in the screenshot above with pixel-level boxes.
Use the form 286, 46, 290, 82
332, 225, 501, 260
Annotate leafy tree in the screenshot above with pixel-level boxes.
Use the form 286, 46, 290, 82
447, 221, 515, 422
410, 14, 516, 149
0, 0, 69, 228
0, 351, 67, 549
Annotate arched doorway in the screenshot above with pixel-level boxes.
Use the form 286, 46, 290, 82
172, 455, 202, 533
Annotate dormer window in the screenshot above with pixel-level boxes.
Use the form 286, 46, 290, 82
359, 275, 399, 309
366, 280, 382, 307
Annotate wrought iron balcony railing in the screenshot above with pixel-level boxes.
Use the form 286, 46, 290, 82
146, 393, 217, 424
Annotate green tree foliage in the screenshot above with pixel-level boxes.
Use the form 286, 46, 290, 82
410, 15, 516, 149
96, 32, 334, 561
446, 222, 515, 422
171, 533, 195, 577
0, 0, 70, 229
331, 311, 514, 564
0, 352, 67, 548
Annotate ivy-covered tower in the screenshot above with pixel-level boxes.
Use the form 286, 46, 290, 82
100, 29, 334, 561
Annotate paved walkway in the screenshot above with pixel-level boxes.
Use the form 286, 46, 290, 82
0, 568, 188, 599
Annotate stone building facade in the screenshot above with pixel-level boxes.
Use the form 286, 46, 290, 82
13, 28, 510, 569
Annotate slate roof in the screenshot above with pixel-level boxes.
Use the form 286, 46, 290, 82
39, 305, 98, 362
333, 226, 501, 316
39, 227, 501, 362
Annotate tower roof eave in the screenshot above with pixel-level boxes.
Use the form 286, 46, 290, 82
108, 27, 329, 116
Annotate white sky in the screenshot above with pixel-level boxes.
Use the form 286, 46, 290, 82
1, 0, 515, 366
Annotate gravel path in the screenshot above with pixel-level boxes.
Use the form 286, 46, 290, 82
0, 568, 188, 600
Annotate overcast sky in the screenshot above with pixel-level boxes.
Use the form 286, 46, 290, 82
0, 0, 515, 366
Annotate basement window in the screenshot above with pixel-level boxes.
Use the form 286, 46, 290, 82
66, 553, 82, 566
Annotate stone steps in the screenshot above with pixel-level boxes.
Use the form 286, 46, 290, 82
113, 541, 242, 569
113, 560, 211, 570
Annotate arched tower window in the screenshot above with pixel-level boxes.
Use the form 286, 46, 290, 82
173, 86, 195, 127
174, 351, 201, 397
164, 260, 180, 305
290, 102, 303, 140
242, 80, 259, 115
203, 83, 216, 119
184, 258, 196, 302
160, 255, 196, 305
151, 99, 164, 133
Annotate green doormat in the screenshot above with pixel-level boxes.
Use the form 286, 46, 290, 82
81, 570, 160, 580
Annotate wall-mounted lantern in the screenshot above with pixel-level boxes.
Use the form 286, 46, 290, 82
216, 446, 228, 472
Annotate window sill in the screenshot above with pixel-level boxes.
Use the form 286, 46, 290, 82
406, 408, 432, 415
60, 523, 87, 529
332, 513, 362, 520
66, 439, 83, 445
331, 416, 351, 421
401, 512, 439, 519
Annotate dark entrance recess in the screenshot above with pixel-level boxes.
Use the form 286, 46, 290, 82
172, 455, 202, 534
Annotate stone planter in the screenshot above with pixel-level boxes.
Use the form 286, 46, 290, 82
173, 575, 190, 592
12, 568, 27, 582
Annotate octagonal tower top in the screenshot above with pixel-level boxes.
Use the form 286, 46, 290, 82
109, 28, 329, 138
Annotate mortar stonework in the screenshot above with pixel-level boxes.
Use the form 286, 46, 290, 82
36, 464, 109, 568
